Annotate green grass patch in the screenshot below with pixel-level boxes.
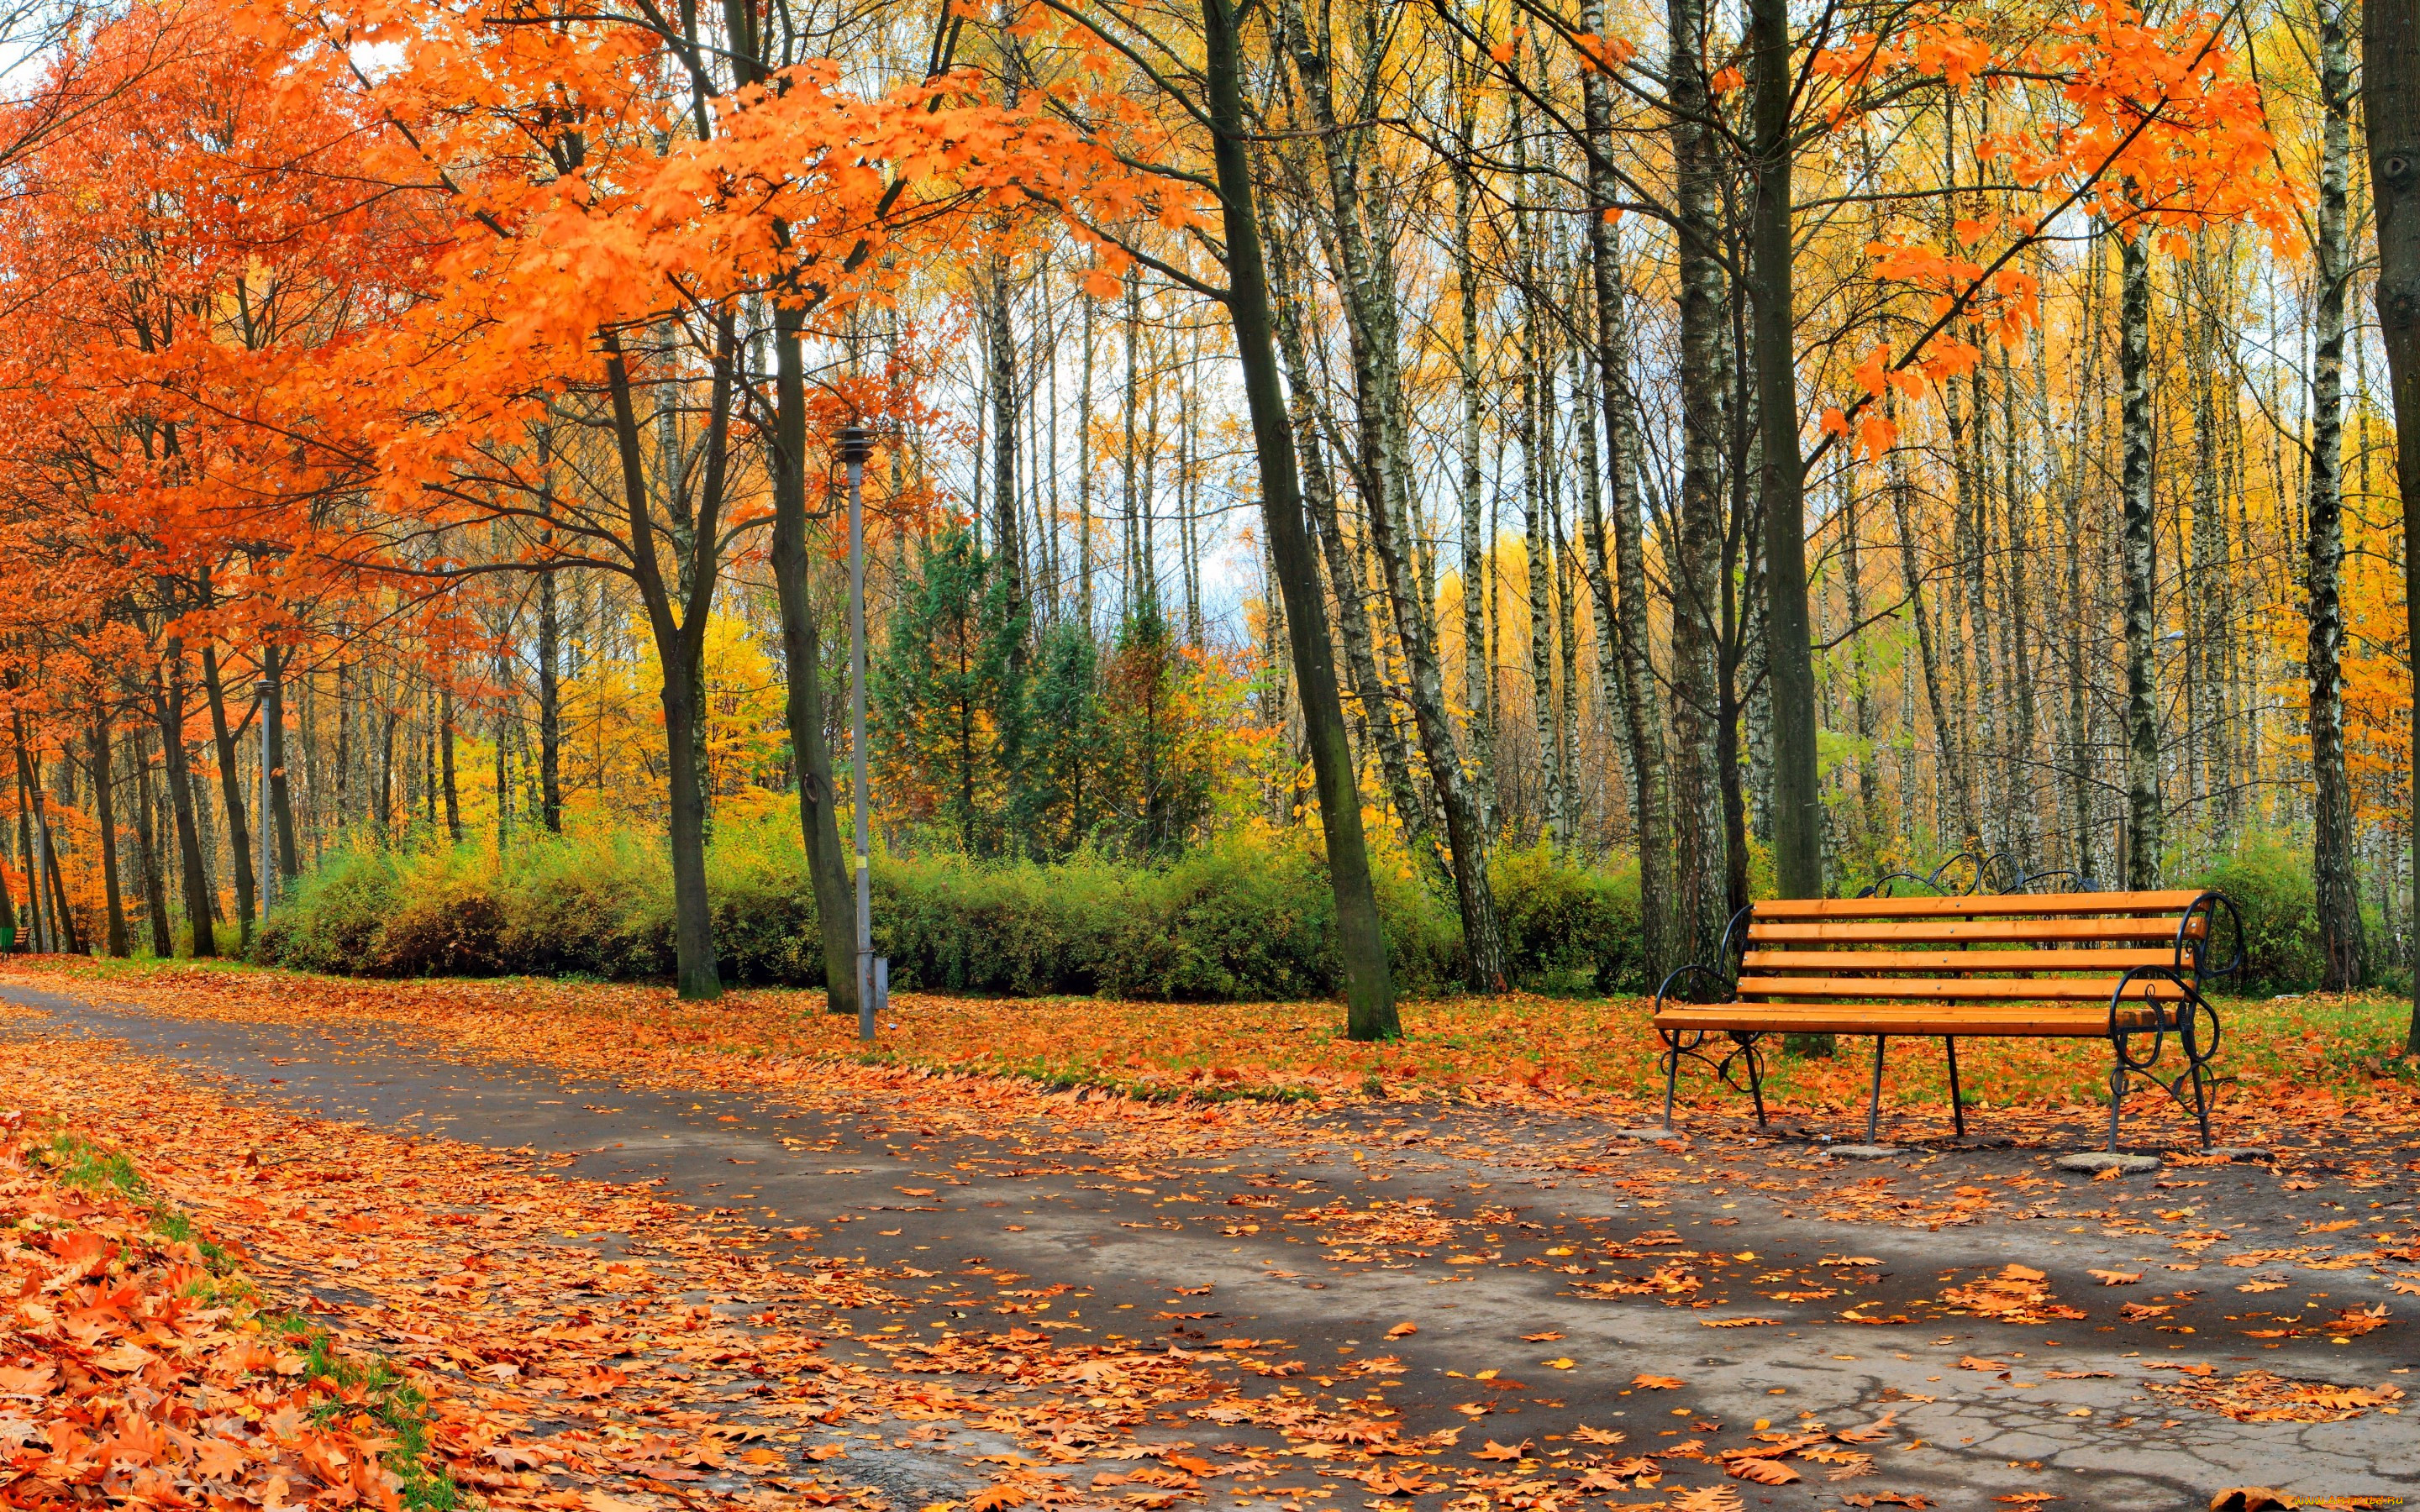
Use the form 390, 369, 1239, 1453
267, 1315, 463, 1512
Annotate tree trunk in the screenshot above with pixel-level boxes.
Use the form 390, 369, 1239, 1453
89, 712, 129, 957
440, 685, 463, 843
2308, 3, 2367, 990
1577, 11, 1672, 976
31, 752, 76, 955
1200, 0, 1397, 1037
1079, 282, 1097, 627
1280, 0, 1506, 989
771, 305, 865, 1017
155, 656, 215, 958
1453, 62, 1496, 836
2118, 226, 2163, 887
12, 753, 35, 952
200, 644, 257, 946
1270, 255, 1433, 863
2369, 0, 2420, 1050
129, 723, 173, 957
1747, 0, 1820, 899
1666, 0, 1731, 964
1518, 196, 1560, 845
604, 328, 724, 1000
538, 559, 564, 832
988, 259, 1028, 650
264, 647, 297, 877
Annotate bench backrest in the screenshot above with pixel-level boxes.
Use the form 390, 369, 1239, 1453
1727, 890, 2240, 1006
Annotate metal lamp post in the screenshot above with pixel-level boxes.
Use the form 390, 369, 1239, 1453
842, 424, 876, 1043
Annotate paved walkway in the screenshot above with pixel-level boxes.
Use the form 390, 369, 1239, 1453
7, 979, 2414, 1509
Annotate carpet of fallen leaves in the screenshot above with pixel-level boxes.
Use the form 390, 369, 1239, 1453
0, 1023, 2021, 1512
0, 1110, 436, 1509
9, 960, 2416, 1147
1, 964, 2417, 1512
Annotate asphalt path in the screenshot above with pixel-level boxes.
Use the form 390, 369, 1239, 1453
8, 979, 2415, 1509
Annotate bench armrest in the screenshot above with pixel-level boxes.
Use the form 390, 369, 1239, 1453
2179, 890, 2245, 985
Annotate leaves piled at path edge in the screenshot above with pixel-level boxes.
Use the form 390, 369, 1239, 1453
0, 1112, 434, 1509
26, 960, 2420, 1139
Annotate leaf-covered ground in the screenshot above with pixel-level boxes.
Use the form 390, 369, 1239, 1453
0, 962, 2413, 1511
0, 1113, 457, 1509
15, 958, 2418, 1141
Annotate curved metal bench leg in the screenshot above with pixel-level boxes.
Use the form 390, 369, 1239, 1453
1741, 1035, 1768, 1127
1866, 1035, 1887, 1146
2107, 1036, 2127, 1153
1662, 1039, 1681, 1131
2183, 1010, 2215, 1149
1944, 1037, 1964, 1138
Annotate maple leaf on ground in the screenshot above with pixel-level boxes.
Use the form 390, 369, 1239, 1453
1471, 1439, 1530, 1461
1726, 1457, 1800, 1485
1843, 1494, 1933, 1509
1632, 1373, 1686, 1389
1699, 1316, 1780, 1327
1521, 1331, 1564, 1341
1957, 1356, 2006, 1372
970, 1484, 1029, 1512
1992, 1496, 2064, 1507
1384, 1321, 1417, 1338
2327, 1305, 2391, 1336
1668, 1487, 1745, 1512
2088, 1268, 2142, 1285
1570, 1425, 1625, 1445
192, 1436, 250, 1479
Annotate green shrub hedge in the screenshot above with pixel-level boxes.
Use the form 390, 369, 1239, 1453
255, 820, 1643, 1000
252, 821, 2340, 999
2191, 837, 2325, 992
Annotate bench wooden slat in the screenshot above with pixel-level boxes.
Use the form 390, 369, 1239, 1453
1739, 948, 2179, 973
1752, 890, 2203, 920
1749, 917, 2200, 944
1655, 1003, 2175, 1037
1736, 974, 2187, 1001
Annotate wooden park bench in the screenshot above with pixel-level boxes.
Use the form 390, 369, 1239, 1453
1649, 890, 2244, 1151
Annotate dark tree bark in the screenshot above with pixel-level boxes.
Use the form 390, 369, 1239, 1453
129, 722, 173, 958
154, 654, 215, 957
2367, 0, 2420, 1050
1746, 0, 1820, 900
2307, 2, 2366, 990
538, 558, 564, 832
200, 643, 257, 945
1666, 0, 1732, 963
264, 646, 297, 878
1200, 0, 1397, 1037
605, 323, 732, 1000
771, 302, 867, 1018
440, 684, 463, 843
88, 712, 129, 957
